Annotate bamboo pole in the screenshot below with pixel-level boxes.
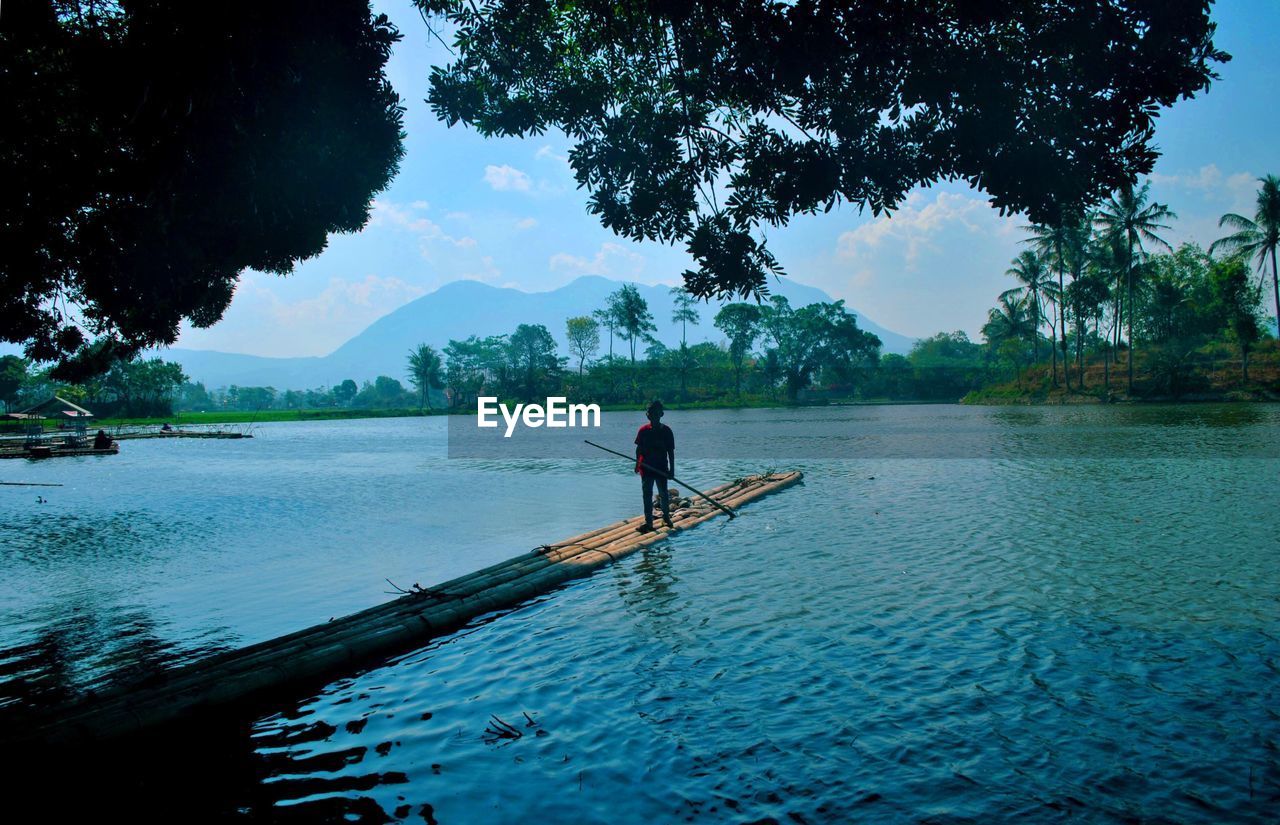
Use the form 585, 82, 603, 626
584, 439, 736, 519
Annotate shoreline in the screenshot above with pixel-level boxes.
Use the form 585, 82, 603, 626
90, 398, 953, 427
82, 393, 1279, 427
961, 387, 1280, 406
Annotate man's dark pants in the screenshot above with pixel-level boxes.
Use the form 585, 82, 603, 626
642, 471, 670, 525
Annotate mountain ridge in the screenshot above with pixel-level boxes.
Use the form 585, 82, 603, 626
161, 275, 916, 389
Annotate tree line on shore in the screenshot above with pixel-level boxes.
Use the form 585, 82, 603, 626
0, 360, 414, 418
404, 285, 884, 409
397, 175, 1277, 408
978, 175, 1278, 398
2, 177, 1274, 418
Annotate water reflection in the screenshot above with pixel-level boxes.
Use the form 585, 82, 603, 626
0, 598, 235, 720
1, 409, 1277, 822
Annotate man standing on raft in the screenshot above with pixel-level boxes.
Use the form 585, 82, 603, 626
635, 400, 675, 533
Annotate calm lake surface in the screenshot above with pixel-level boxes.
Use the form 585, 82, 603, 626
1, 405, 1278, 822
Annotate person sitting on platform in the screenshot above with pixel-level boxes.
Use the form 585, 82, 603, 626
93, 429, 113, 450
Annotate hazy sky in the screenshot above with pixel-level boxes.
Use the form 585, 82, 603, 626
171, 0, 1280, 357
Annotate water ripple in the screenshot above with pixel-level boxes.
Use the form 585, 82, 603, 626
2, 411, 1277, 822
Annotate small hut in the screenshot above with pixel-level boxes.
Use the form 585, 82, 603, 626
10, 396, 96, 447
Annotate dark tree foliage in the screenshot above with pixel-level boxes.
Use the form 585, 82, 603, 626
2, 1, 406, 378
0, 355, 26, 412
508, 323, 563, 400
419, 0, 1227, 300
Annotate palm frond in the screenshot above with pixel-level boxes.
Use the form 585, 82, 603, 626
1208, 231, 1262, 257
1138, 228, 1173, 252
1217, 212, 1259, 232
1256, 176, 1280, 227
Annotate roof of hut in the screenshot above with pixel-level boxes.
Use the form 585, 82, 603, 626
15, 395, 96, 419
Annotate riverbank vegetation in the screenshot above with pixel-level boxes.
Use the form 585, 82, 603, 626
3, 177, 1276, 417
970, 175, 1279, 402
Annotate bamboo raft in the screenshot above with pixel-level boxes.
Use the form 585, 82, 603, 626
19, 471, 803, 746
112, 430, 250, 440
0, 444, 119, 460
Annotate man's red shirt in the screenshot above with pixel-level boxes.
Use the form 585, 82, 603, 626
634, 422, 675, 475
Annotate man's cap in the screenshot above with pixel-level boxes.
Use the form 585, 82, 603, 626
647, 399, 665, 415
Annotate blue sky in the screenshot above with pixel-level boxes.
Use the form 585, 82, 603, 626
171, 0, 1280, 357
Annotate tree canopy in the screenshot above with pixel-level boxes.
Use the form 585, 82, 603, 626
3, 1, 406, 378
757, 296, 880, 398
508, 324, 563, 400
418, 0, 1227, 300
1210, 175, 1280, 333
611, 284, 657, 364
407, 344, 444, 409
565, 315, 601, 376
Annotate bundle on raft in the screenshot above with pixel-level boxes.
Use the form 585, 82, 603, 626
17, 471, 803, 746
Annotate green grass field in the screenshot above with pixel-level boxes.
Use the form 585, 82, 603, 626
89, 394, 959, 428
96, 398, 793, 427
97, 408, 444, 427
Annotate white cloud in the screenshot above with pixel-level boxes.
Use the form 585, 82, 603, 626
410, 200, 430, 210
460, 255, 503, 284
549, 242, 646, 279
515, 217, 538, 230
184, 272, 426, 357
368, 198, 473, 254
1147, 165, 1262, 251
536, 145, 570, 165
1149, 164, 1256, 201
368, 198, 453, 239
369, 199, 436, 233
836, 190, 1019, 277
484, 164, 533, 192
783, 188, 1026, 338
260, 275, 423, 327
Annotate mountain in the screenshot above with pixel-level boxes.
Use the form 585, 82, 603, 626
161, 275, 916, 389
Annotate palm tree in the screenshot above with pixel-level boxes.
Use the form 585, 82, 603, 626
1029, 212, 1090, 391
1025, 222, 1070, 387
1210, 174, 1280, 336
407, 344, 443, 410
983, 293, 1034, 343
1086, 228, 1127, 393
1002, 250, 1049, 367
1095, 181, 1176, 394
1062, 213, 1094, 383
982, 294, 1035, 387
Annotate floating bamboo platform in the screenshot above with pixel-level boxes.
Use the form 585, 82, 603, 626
0, 444, 118, 460
112, 430, 250, 440
18, 471, 802, 746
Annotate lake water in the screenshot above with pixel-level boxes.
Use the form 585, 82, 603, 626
1, 406, 1278, 822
